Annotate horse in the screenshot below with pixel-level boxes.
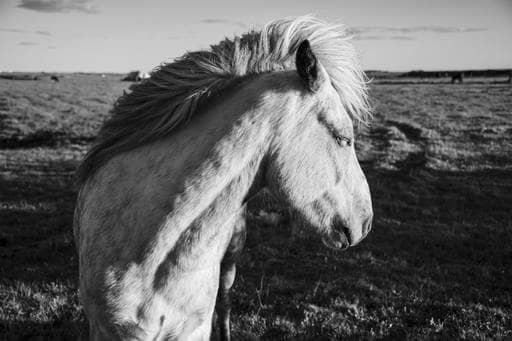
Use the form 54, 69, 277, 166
74, 16, 373, 340
451, 72, 463, 84
122, 70, 146, 82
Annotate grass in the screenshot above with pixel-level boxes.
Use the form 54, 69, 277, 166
0, 75, 511, 340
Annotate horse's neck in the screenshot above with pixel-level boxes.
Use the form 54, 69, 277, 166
164, 149, 265, 269
150, 91, 276, 267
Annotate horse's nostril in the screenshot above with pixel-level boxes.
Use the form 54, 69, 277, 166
330, 216, 351, 245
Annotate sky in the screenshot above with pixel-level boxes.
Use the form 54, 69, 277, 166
0, 0, 511, 72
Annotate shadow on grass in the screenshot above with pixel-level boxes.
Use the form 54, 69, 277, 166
234, 165, 512, 339
1, 158, 511, 339
0, 319, 87, 341
0, 172, 78, 282
0, 163, 83, 340
0, 130, 94, 149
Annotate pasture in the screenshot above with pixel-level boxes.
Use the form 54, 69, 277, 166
0, 74, 511, 340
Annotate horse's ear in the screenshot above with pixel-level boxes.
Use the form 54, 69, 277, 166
296, 39, 321, 92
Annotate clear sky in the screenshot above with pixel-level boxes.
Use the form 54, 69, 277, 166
1, 0, 511, 72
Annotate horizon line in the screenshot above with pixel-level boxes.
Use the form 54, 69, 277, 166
1, 67, 511, 74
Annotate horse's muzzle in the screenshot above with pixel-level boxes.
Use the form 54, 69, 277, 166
321, 230, 349, 250
322, 217, 350, 250
323, 214, 373, 250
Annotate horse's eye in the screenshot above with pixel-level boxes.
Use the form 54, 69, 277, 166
333, 134, 352, 148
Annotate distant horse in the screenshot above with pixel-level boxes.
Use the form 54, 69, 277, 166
51, 75, 59, 82
74, 16, 373, 341
123, 70, 150, 82
122, 70, 142, 81
451, 72, 463, 84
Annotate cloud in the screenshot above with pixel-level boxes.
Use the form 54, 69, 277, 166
353, 35, 386, 41
350, 25, 487, 36
354, 34, 415, 41
411, 26, 487, 34
0, 28, 29, 33
388, 35, 415, 41
18, 0, 98, 14
350, 25, 486, 42
35, 30, 52, 36
18, 41, 37, 45
201, 19, 247, 29
0, 27, 53, 36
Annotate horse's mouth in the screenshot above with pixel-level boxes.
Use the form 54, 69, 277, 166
321, 229, 350, 251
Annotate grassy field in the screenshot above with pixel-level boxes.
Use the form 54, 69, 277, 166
0, 74, 511, 340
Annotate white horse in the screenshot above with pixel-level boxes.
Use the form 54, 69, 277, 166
74, 16, 373, 340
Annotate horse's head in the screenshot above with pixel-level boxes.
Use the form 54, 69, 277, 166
266, 40, 372, 251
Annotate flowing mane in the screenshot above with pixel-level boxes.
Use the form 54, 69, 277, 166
77, 15, 370, 183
